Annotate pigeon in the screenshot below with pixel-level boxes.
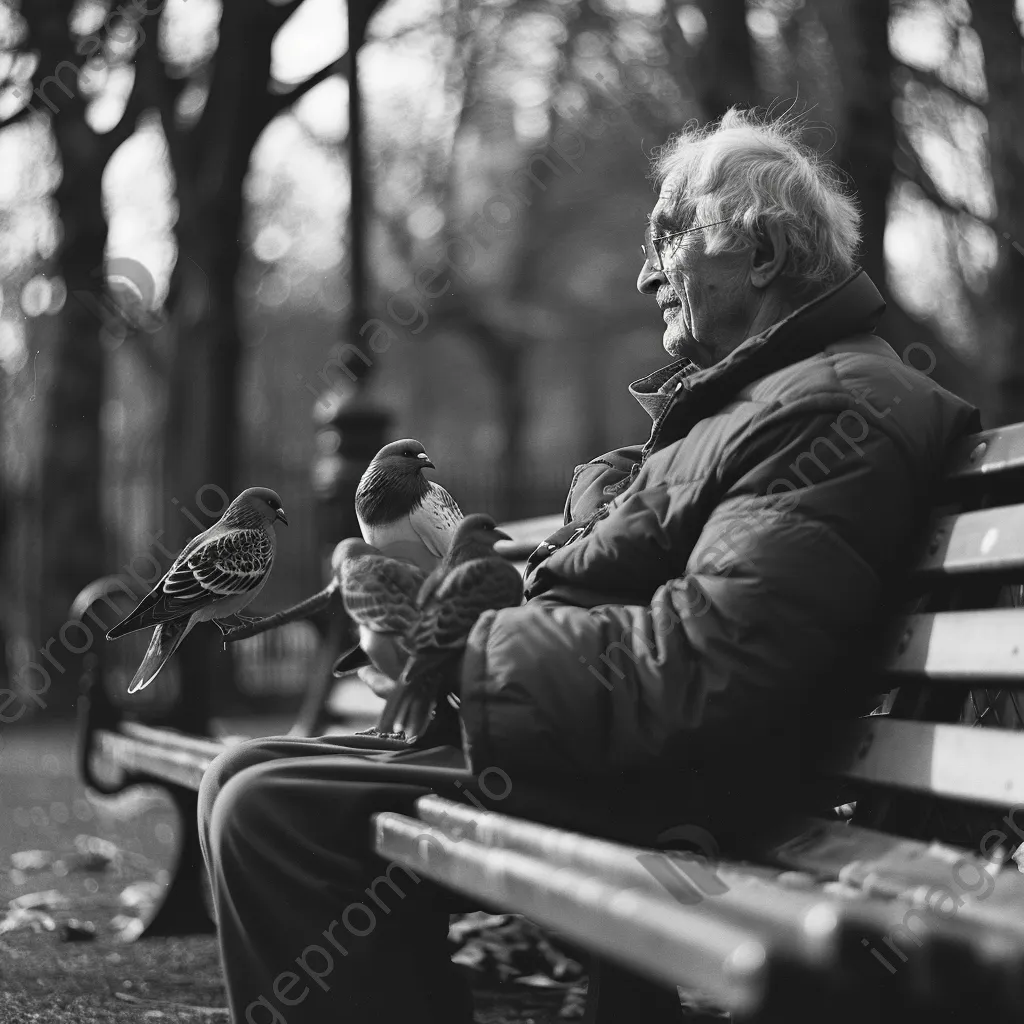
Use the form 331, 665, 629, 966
106, 486, 288, 693
329, 538, 427, 682
378, 513, 524, 740
355, 439, 463, 572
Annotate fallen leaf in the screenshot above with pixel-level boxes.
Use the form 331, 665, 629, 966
10, 889, 69, 911
448, 912, 513, 943
515, 973, 574, 989
110, 914, 145, 941
68, 835, 120, 873
0, 907, 56, 935
120, 880, 162, 910
10, 850, 53, 872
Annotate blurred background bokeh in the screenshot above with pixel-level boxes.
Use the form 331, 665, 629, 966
0, 0, 1022, 719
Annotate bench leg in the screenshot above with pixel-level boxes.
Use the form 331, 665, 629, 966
583, 957, 688, 1023
135, 785, 217, 939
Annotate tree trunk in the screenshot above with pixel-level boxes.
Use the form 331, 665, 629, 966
40, 146, 108, 665
694, 0, 759, 117
160, 233, 243, 727
25, 1, 110, 695
152, 0, 283, 711
972, 2, 1024, 426
825, 0, 892, 294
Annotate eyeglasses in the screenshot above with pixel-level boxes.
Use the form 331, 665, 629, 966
640, 219, 730, 272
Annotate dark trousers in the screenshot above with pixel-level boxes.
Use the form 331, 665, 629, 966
199, 733, 734, 1024
199, 735, 485, 1024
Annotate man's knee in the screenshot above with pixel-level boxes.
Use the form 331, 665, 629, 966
206, 760, 283, 862
199, 739, 284, 840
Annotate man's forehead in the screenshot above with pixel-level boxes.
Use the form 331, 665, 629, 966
651, 183, 685, 227
650, 198, 673, 229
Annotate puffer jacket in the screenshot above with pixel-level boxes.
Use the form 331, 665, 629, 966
458, 270, 979, 787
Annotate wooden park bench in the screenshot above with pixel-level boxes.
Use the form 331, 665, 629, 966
75, 425, 1024, 1022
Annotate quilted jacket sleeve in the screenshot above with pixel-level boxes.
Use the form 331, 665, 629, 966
458, 401, 954, 779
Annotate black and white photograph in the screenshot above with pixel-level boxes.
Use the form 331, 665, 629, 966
1, 0, 1023, 1020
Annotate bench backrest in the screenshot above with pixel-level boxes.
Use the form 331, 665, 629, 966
831, 423, 1024, 849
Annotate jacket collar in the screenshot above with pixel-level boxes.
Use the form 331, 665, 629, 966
628, 270, 886, 447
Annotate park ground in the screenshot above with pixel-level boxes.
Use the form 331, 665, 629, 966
0, 722, 573, 1023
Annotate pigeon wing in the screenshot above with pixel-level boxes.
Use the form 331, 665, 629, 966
406, 555, 523, 654
186, 529, 274, 597
106, 529, 217, 638
341, 554, 426, 637
408, 482, 463, 559
384, 557, 521, 738
137, 529, 272, 624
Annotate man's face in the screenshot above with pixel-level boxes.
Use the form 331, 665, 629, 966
637, 185, 760, 367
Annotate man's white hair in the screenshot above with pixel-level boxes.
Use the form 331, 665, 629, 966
652, 108, 862, 288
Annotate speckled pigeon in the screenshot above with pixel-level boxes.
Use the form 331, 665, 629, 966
106, 487, 287, 693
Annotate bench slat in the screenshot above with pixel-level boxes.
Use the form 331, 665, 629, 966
120, 722, 230, 760
762, 817, 1024, 933
946, 425, 1024, 481
412, 796, 845, 953
410, 796, 1024, 950
832, 719, 1024, 806
916, 505, 1024, 576
884, 610, 1024, 681
96, 729, 221, 789
373, 810, 767, 1014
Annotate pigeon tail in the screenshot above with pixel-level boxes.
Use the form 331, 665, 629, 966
332, 642, 370, 677
106, 605, 156, 640
378, 648, 462, 738
126, 617, 194, 693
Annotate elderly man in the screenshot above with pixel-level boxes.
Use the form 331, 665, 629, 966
200, 109, 977, 1024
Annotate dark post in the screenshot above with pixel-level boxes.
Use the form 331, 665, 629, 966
313, 0, 392, 552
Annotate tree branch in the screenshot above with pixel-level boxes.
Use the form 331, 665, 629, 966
222, 585, 340, 642
266, 52, 350, 123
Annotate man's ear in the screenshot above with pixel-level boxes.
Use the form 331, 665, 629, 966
750, 221, 788, 289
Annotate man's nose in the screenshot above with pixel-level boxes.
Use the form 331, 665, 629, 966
637, 256, 663, 295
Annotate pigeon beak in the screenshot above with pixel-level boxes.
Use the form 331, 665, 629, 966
493, 529, 512, 542
417, 453, 435, 470
275, 508, 289, 526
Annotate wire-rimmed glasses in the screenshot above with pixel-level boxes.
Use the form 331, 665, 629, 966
641, 219, 730, 272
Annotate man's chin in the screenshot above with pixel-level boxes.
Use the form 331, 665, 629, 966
662, 325, 689, 360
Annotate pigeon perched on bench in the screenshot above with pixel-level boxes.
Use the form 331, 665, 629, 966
330, 538, 427, 683
105, 486, 288, 693
355, 439, 463, 572
378, 513, 524, 741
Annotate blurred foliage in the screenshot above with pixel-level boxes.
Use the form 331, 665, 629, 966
0, 0, 1021, 707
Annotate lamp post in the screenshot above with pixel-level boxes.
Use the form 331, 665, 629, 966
313, 0, 392, 551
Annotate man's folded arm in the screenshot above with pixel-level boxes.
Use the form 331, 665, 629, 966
459, 512, 882, 777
